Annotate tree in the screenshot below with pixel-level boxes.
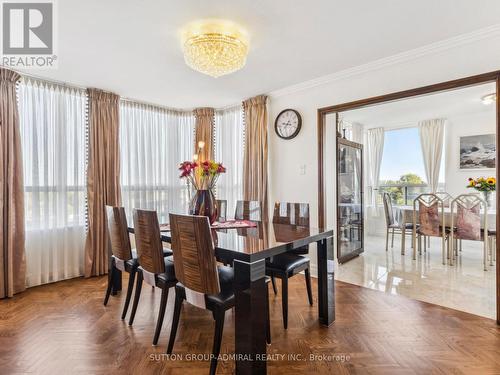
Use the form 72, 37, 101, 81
380, 173, 424, 205
399, 173, 424, 185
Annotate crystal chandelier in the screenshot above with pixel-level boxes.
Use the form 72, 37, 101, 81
182, 20, 249, 78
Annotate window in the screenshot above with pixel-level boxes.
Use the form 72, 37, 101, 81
379, 127, 445, 204
214, 105, 245, 217
19, 79, 87, 286
119, 102, 195, 224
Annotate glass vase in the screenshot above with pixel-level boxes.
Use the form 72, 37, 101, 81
482, 190, 492, 209
189, 189, 218, 224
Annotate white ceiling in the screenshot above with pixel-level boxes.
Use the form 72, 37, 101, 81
342, 82, 496, 127
16, 0, 500, 108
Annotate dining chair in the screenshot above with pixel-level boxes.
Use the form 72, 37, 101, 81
382, 193, 416, 254
412, 194, 448, 264
215, 199, 227, 222
129, 209, 177, 346
103, 206, 137, 319
266, 202, 313, 329
434, 192, 456, 249
103, 206, 174, 319
235, 200, 262, 221
450, 194, 491, 270
435, 191, 453, 207
166, 213, 271, 375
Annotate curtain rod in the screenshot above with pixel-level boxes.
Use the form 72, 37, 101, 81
119, 97, 193, 114
15, 69, 88, 91
7, 67, 237, 113
363, 121, 417, 131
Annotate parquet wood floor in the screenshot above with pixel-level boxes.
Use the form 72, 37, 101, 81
1, 275, 500, 374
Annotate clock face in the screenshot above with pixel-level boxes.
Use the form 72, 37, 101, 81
275, 109, 302, 139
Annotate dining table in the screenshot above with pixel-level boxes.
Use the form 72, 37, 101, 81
124, 220, 335, 375
395, 205, 497, 230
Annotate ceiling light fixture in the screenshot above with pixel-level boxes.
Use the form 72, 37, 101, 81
481, 93, 497, 105
181, 19, 249, 78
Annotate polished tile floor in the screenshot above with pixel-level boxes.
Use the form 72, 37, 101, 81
334, 235, 496, 319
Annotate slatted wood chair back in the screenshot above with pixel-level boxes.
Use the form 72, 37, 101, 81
413, 194, 444, 237
132, 209, 165, 274
169, 214, 220, 295
216, 199, 227, 222
273, 202, 310, 226
451, 194, 486, 241
382, 193, 396, 227
235, 200, 262, 222
106, 206, 133, 261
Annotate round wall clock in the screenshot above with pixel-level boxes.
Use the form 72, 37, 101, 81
275, 109, 302, 140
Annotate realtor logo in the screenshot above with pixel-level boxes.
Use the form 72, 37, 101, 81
1, 1, 57, 68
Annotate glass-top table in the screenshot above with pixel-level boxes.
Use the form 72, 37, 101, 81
127, 221, 335, 374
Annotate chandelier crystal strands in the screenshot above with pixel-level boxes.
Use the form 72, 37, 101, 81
181, 19, 249, 78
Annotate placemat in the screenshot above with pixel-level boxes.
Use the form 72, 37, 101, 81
159, 220, 257, 232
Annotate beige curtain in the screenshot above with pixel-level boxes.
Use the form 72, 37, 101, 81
0, 68, 26, 298
84, 89, 121, 277
243, 95, 269, 222
194, 108, 214, 162
419, 118, 445, 193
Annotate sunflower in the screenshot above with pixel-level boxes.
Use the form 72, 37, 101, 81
487, 177, 496, 185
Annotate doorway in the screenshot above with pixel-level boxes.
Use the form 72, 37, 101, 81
318, 71, 500, 323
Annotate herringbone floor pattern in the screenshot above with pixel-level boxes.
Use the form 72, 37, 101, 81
1, 275, 500, 374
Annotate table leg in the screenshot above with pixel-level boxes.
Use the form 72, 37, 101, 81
401, 227, 406, 255
233, 259, 267, 374
317, 236, 335, 326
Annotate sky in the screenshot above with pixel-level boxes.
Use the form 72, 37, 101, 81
379, 127, 444, 183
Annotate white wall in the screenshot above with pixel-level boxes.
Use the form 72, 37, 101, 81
268, 32, 500, 274
446, 110, 496, 197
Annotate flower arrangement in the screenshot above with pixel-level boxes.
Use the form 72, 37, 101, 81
467, 176, 496, 192
179, 160, 226, 190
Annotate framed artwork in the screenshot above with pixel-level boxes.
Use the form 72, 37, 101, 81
459, 134, 496, 169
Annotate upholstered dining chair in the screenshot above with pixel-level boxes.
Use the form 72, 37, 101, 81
266, 202, 313, 329
450, 194, 491, 270
215, 199, 227, 222
129, 209, 177, 346
235, 200, 262, 221
166, 214, 271, 375
382, 193, 416, 254
103, 206, 174, 320
434, 192, 464, 251
435, 191, 453, 207
412, 194, 448, 264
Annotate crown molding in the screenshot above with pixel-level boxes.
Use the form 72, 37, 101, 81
269, 23, 500, 99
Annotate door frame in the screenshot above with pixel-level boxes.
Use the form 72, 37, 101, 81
317, 70, 500, 323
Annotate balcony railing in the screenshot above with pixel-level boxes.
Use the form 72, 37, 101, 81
375, 184, 432, 206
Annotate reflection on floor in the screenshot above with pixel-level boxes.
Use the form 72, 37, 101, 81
334, 235, 496, 319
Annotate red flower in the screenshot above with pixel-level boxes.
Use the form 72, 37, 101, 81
179, 161, 198, 178
217, 163, 226, 173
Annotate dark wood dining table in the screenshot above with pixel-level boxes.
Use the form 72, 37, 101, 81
126, 221, 335, 375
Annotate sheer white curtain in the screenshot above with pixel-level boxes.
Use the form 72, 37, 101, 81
419, 118, 445, 193
365, 127, 385, 213
120, 102, 195, 223
18, 79, 87, 287
214, 105, 245, 217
